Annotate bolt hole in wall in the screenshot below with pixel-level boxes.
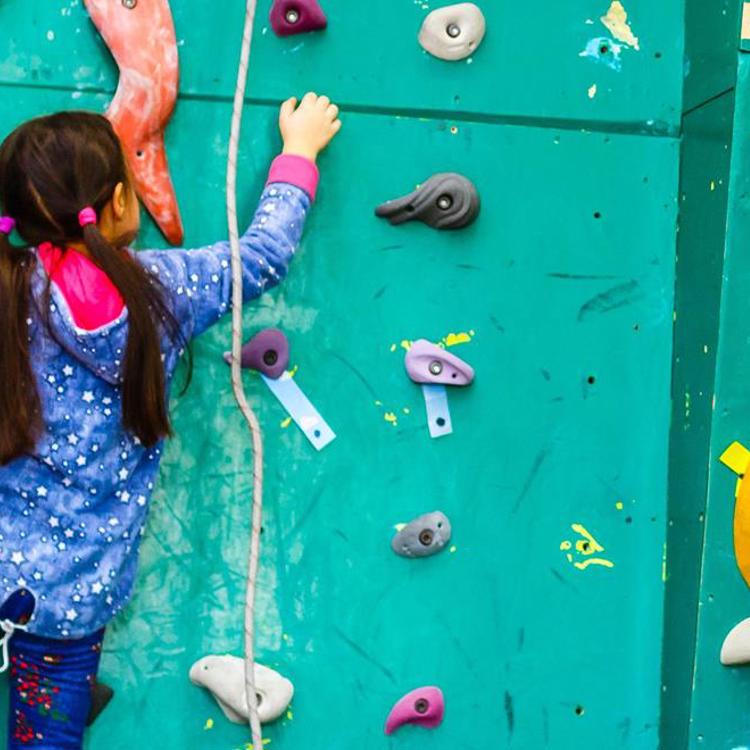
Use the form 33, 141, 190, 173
575, 705, 585, 716
587, 375, 596, 385
593, 211, 602, 219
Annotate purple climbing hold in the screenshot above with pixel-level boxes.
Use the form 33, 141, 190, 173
270, 0, 327, 36
384, 686, 445, 735
223, 328, 290, 379
405, 339, 475, 386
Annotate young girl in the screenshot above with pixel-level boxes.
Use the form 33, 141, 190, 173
0, 92, 340, 749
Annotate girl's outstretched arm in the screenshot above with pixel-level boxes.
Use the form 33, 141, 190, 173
138, 92, 341, 340
138, 154, 317, 340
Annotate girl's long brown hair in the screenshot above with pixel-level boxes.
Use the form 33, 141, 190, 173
0, 111, 186, 464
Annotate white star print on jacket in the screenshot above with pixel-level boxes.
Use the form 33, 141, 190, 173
0, 167, 313, 638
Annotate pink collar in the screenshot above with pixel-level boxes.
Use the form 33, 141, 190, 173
37, 242, 125, 331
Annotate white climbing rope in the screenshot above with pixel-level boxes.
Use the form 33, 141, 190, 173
226, 0, 263, 746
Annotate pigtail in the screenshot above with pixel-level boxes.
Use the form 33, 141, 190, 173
0, 111, 191, 453
81, 222, 179, 446
0, 235, 41, 464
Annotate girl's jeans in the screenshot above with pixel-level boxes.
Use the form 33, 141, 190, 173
6, 628, 104, 749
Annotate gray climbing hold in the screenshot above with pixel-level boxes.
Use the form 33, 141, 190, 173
392, 511, 452, 558
189, 655, 294, 724
418, 3, 486, 61
375, 173, 480, 230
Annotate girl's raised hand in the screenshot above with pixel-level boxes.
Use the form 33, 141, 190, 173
279, 92, 342, 163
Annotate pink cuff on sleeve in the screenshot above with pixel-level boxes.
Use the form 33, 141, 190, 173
266, 154, 320, 201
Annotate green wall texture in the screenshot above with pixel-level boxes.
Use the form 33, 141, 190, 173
0, 1, 746, 749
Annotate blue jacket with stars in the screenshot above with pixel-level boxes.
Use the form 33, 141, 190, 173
0, 175, 312, 638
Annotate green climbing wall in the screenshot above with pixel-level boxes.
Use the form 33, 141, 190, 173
0, 1, 743, 748
683, 31, 750, 750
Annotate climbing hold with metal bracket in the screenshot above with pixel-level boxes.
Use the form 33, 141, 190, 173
405, 339, 475, 439
418, 3, 486, 61
375, 173, 480, 230
720, 617, 750, 666
270, 0, 327, 36
224, 327, 289, 379
189, 655, 294, 724
385, 686, 445, 735
226, 328, 336, 450
392, 511, 452, 558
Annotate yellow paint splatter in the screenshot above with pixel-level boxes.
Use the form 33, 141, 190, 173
442, 331, 474, 347
374, 400, 383, 407
710, 180, 716, 191
393, 331, 475, 353
601, 1, 640, 50
204, 718, 214, 730
560, 523, 614, 571
588, 84, 597, 99
241, 741, 272, 750
280, 416, 292, 429
286, 709, 294, 720
662, 542, 668, 582
394, 523, 407, 532
449, 545, 457, 553
402, 407, 411, 415
615, 501, 624, 510
384, 412, 398, 426
574, 557, 614, 570
288, 364, 299, 377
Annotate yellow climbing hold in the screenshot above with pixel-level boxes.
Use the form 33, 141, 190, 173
601, 1, 640, 50
280, 416, 292, 429
286, 709, 294, 720
720, 441, 750, 476
588, 84, 597, 99
400, 339, 412, 351
204, 718, 214, 730
615, 501, 624, 510
288, 364, 299, 377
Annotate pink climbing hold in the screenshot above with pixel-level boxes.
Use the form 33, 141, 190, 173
405, 339, 475, 386
384, 686, 445, 735
269, 0, 327, 36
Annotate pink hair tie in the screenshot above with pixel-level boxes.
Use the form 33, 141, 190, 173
0, 216, 16, 235
78, 206, 97, 228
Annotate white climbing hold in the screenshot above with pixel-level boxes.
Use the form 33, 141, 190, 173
189, 655, 294, 724
418, 3, 486, 61
720, 618, 750, 665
